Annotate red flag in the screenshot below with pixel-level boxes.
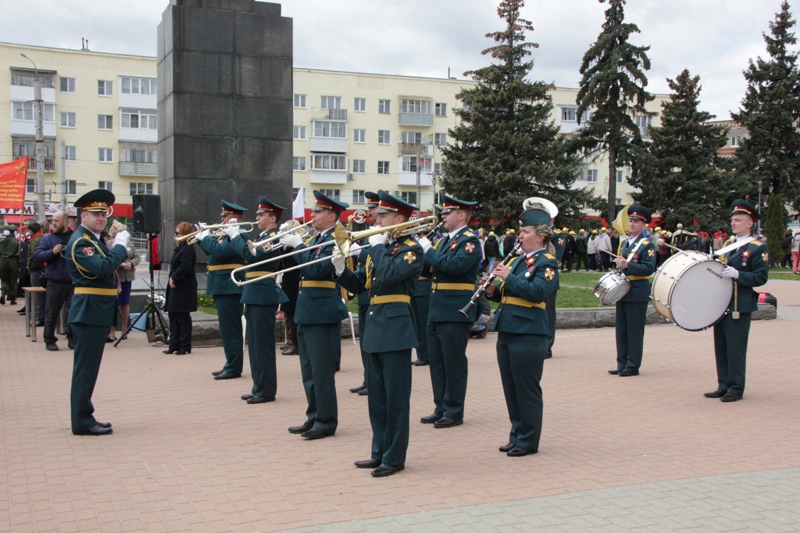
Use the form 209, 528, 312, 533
0, 157, 28, 213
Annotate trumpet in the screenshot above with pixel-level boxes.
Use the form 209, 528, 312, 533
246, 221, 313, 256
231, 216, 438, 286
174, 221, 255, 245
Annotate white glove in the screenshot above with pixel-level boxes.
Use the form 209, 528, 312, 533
331, 246, 346, 275
721, 266, 740, 279
348, 244, 363, 257
223, 224, 240, 240
280, 233, 302, 249
196, 229, 211, 242
227, 218, 238, 225
278, 223, 289, 233
368, 233, 387, 248
418, 236, 432, 253
113, 230, 130, 248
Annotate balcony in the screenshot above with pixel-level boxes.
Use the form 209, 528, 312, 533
119, 161, 158, 177
27, 157, 56, 173
309, 170, 347, 185
398, 143, 433, 156
397, 172, 434, 187
119, 92, 157, 111
11, 120, 56, 137
120, 127, 158, 143
399, 112, 433, 127
312, 108, 348, 121
310, 137, 348, 153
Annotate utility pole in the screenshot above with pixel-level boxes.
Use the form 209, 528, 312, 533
21, 54, 46, 224
415, 143, 422, 212
60, 140, 67, 209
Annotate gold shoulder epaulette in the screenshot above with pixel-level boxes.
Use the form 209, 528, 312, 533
553, 229, 562, 234
725, 238, 735, 245
751, 240, 763, 246
544, 253, 556, 260
641, 239, 650, 245
403, 238, 416, 247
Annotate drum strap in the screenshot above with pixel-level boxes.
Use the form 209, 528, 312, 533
714, 236, 754, 258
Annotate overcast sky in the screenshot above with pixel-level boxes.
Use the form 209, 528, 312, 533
1, 0, 792, 120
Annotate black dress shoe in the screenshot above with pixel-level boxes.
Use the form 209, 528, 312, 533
301, 427, 332, 440
241, 394, 254, 401
349, 384, 366, 393
175, 350, 187, 355
214, 371, 242, 380
96, 421, 112, 428
608, 369, 621, 375
720, 392, 743, 402
45, 343, 58, 352
68, 338, 75, 350
354, 458, 381, 469
499, 442, 515, 453
163, 349, 177, 354
246, 395, 275, 404
420, 413, 442, 424
35, 321, 44, 327
411, 359, 429, 366
371, 464, 404, 478
211, 369, 224, 376
619, 369, 639, 377
434, 417, 463, 429
507, 446, 536, 457
288, 422, 313, 434
544, 353, 552, 359
73, 424, 113, 436
704, 389, 726, 398
357, 388, 368, 396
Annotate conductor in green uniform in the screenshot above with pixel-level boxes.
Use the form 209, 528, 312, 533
199, 201, 247, 380
279, 191, 349, 440
485, 206, 559, 457
333, 191, 424, 477
66, 190, 129, 436
418, 195, 481, 428
705, 200, 769, 402
229, 197, 288, 404
610, 204, 656, 377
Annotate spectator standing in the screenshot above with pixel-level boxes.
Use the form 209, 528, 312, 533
792, 231, 800, 274
595, 229, 612, 271
563, 230, 577, 272
25, 222, 46, 325
483, 231, 500, 273
502, 229, 517, 259
34, 211, 74, 351
781, 230, 792, 268
164, 222, 198, 355
107, 220, 139, 342
0, 225, 20, 305
587, 230, 597, 271
575, 229, 588, 271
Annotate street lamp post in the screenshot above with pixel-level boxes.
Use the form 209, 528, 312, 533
757, 179, 762, 235
20, 53, 46, 225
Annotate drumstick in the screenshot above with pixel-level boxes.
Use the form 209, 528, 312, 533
600, 249, 622, 259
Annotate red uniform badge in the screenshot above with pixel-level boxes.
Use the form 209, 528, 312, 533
762, 252, 769, 263
450, 240, 459, 251
390, 245, 401, 256
83, 247, 95, 257
465, 242, 475, 253
648, 249, 655, 258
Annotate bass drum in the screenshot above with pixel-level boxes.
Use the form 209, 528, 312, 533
593, 271, 631, 305
651, 251, 732, 331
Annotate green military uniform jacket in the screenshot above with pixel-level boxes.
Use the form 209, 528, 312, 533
0, 234, 19, 259
66, 226, 128, 326
337, 237, 424, 353
292, 228, 349, 325
230, 228, 288, 306
489, 249, 559, 335
356, 242, 370, 306
552, 228, 567, 263
619, 234, 656, 303
720, 237, 769, 312
424, 226, 481, 323
199, 232, 246, 296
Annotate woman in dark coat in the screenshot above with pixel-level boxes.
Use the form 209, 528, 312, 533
164, 221, 198, 355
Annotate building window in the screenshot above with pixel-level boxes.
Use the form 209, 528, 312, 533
130, 182, 154, 196
435, 102, 447, 117
99, 148, 113, 163
615, 198, 623, 205
98, 80, 113, 96
352, 190, 365, 204
636, 115, 651, 131
321, 95, 341, 109
354, 129, 366, 143
65, 180, 77, 195
378, 161, 390, 174
399, 191, 418, 205
401, 131, 422, 144
60, 112, 76, 128
378, 99, 391, 114
353, 159, 365, 174
580, 110, 592, 123
98, 115, 113, 130
731, 136, 740, 147
13, 102, 55, 122
293, 125, 307, 140
401, 99, 431, 114
313, 120, 347, 138
354, 98, 366, 112
434, 162, 444, 176
616, 170, 624, 183
561, 107, 577, 122
294, 94, 307, 108
434, 133, 447, 146
401, 156, 432, 173
312, 154, 347, 170
60, 77, 76, 94
121, 77, 157, 94
121, 110, 157, 129
121, 148, 157, 163
319, 189, 340, 200
26, 179, 37, 193
292, 156, 306, 171
64, 146, 76, 162
378, 130, 390, 144
99, 181, 113, 192
587, 169, 598, 183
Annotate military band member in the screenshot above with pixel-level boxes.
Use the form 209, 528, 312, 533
705, 200, 769, 402
199, 201, 247, 380
66, 190, 129, 436
411, 228, 432, 367
333, 191, 423, 477
610, 204, 656, 377
279, 190, 350, 440
229, 198, 288, 404
485, 207, 558, 456
418, 195, 481, 428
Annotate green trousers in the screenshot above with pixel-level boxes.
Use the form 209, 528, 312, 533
246, 304, 278, 399
497, 332, 546, 452
713, 312, 751, 395
70, 323, 108, 432
615, 301, 648, 371
215, 294, 244, 374
366, 348, 412, 466
297, 323, 339, 434
427, 321, 471, 420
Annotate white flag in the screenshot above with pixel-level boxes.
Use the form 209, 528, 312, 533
292, 186, 305, 220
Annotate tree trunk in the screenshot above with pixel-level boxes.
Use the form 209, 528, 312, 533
607, 145, 617, 224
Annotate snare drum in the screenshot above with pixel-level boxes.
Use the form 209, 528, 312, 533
650, 251, 732, 331
593, 271, 631, 305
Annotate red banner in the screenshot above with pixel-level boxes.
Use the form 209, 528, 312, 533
0, 157, 28, 212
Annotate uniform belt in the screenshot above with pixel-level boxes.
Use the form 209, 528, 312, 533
431, 282, 474, 291
500, 296, 546, 309
208, 263, 244, 271
370, 294, 411, 305
299, 280, 336, 289
418, 276, 429, 281
245, 271, 274, 279
74, 287, 119, 297
627, 275, 650, 281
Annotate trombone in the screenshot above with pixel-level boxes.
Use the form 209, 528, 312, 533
230, 215, 438, 286
174, 221, 255, 245
246, 221, 313, 256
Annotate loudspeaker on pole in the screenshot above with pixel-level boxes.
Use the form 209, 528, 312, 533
132, 194, 162, 234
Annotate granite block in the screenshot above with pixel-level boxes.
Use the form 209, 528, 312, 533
235, 56, 292, 99
234, 11, 292, 58
172, 93, 234, 137
234, 97, 292, 139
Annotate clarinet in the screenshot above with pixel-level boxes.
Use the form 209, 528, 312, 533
424, 221, 444, 241
458, 243, 522, 317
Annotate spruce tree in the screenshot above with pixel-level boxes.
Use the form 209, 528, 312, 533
630, 69, 745, 232
440, 0, 600, 226
575, 0, 654, 223
764, 193, 786, 266
732, 1, 800, 211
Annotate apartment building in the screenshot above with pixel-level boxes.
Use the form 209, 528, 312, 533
1, 41, 667, 224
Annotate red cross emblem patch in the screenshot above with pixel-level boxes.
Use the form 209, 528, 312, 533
762, 252, 769, 262
464, 242, 475, 253
450, 240, 459, 251
404, 251, 416, 264
83, 247, 95, 257
648, 249, 655, 258
544, 267, 555, 281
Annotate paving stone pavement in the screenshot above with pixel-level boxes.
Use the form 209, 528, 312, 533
1, 280, 799, 532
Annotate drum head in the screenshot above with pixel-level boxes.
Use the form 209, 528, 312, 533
594, 271, 630, 305
668, 258, 732, 330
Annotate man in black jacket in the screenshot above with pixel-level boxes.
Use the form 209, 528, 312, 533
34, 211, 74, 351
483, 232, 500, 272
